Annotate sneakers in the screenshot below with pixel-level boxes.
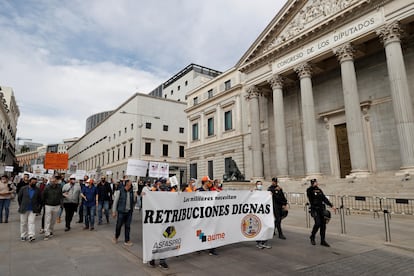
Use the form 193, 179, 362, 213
310, 236, 316, 245
148, 260, 155, 268
90, 227, 94, 231
112, 237, 118, 244
49, 232, 54, 237
28, 236, 35, 242
21, 237, 27, 242
321, 241, 330, 247
39, 229, 45, 234
44, 235, 50, 241
57, 217, 61, 223
64, 227, 70, 232
208, 249, 218, 256
124, 241, 133, 246
256, 243, 264, 249
261, 243, 272, 249
159, 262, 169, 270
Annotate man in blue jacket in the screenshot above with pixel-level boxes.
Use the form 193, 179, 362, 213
18, 177, 42, 242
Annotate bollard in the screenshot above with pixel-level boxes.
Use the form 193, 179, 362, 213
383, 209, 391, 242
305, 203, 311, 228
339, 196, 346, 234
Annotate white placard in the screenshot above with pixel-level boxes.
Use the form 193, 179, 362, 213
169, 175, 178, 187
5, 166, 14, 172
75, 170, 87, 180
106, 171, 112, 175
32, 164, 45, 175
126, 159, 148, 177
142, 190, 273, 263
148, 162, 169, 178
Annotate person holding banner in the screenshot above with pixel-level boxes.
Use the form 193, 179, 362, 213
197, 176, 219, 256
255, 180, 272, 249
111, 179, 135, 246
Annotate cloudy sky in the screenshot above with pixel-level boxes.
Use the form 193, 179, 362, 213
0, 0, 285, 145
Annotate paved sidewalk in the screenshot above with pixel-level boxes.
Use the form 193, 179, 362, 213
0, 201, 413, 275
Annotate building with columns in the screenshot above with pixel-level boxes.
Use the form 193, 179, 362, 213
187, 0, 414, 183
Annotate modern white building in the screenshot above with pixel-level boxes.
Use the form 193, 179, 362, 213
68, 93, 187, 182
149, 63, 222, 102
186, 0, 414, 185
0, 86, 20, 172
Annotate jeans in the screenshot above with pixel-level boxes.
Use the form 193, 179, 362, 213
98, 200, 109, 223
115, 210, 133, 242
0, 198, 11, 222
84, 205, 96, 228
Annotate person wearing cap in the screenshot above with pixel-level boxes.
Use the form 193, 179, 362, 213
76, 175, 88, 223
307, 179, 335, 247
18, 177, 42, 242
62, 175, 81, 231
268, 177, 288, 239
81, 179, 98, 231
42, 176, 63, 240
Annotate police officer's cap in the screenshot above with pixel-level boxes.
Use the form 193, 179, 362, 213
310, 179, 317, 185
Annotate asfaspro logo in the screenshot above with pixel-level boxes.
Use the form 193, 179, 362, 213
196, 229, 225, 243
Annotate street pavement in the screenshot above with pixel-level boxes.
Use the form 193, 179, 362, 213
1, 200, 413, 276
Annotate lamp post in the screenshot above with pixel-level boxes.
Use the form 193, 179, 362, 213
119, 110, 160, 159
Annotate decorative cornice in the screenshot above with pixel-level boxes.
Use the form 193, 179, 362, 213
333, 43, 355, 63
376, 21, 402, 46
294, 62, 312, 79
268, 74, 284, 90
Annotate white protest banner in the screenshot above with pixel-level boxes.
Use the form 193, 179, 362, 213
75, 170, 87, 180
126, 159, 148, 176
68, 161, 78, 174
5, 166, 14, 172
142, 190, 273, 263
106, 171, 112, 176
32, 164, 45, 175
149, 162, 169, 178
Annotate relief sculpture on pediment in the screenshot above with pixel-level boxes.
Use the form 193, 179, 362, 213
265, 0, 360, 51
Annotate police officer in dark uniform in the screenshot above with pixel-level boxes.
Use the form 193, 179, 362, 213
268, 177, 288, 239
307, 179, 335, 247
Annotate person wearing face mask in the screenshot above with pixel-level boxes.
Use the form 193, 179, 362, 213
62, 175, 81, 232
18, 177, 42, 242
255, 180, 271, 249
268, 177, 288, 239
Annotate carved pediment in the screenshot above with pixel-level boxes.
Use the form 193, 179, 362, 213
265, 0, 360, 51
238, 0, 368, 70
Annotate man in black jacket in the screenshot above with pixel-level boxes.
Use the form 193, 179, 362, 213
97, 176, 112, 224
307, 179, 335, 247
18, 177, 42, 242
42, 176, 63, 240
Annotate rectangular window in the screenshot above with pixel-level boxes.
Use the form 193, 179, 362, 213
117, 148, 120, 160
179, 127, 184, 134
224, 110, 233, 131
129, 143, 133, 156
112, 150, 115, 162
207, 89, 213, 99
190, 163, 197, 179
179, 145, 185, 158
208, 160, 213, 180
207, 117, 214, 136
119, 130, 121, 137
107, 152, 110, 163
224, 157, 232, 178
162, 144, 168, 157
193, 97, 198, 106
124, 127, 127, 133
145, 122, 152, 129
163, 125, 168, 131
131, 123, 134, 130
224, 80, 231, 90
192, 123, 199, 141
123, 145, 126, 159
145, 142, 151, 155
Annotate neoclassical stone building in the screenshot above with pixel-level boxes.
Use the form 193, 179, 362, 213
187, 0, 414, 183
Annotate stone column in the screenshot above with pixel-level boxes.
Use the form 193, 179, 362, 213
268, 74, 289, 177
294, 63, 321, 177
246, 85, 264, 179
333, 43, 369, 175
377, 22, 414, 171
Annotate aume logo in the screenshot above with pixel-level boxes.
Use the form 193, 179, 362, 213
196, 229, 225, 243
